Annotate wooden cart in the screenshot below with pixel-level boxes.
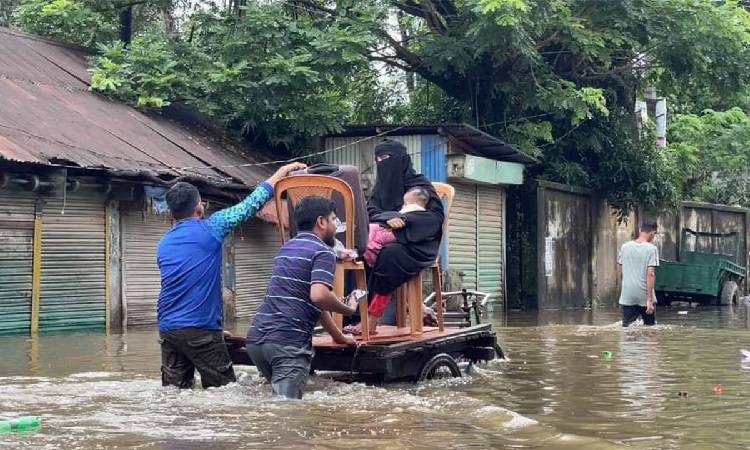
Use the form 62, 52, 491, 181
226, 324, 500, 382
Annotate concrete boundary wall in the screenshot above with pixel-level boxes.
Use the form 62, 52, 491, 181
507, 182, 748, 310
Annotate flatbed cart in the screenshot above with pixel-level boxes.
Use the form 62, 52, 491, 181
226, 323, 501, 383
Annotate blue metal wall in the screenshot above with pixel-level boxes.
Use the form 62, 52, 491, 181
420, 135, 449, 270
420, 135, 447, 182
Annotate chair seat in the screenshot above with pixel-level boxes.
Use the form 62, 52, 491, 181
337, 259, 365, 270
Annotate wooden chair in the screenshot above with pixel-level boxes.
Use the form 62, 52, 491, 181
273, 175, 371, 341
395, 182, 455, 335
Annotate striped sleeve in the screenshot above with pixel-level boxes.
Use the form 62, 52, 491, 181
311, 249, 336, 289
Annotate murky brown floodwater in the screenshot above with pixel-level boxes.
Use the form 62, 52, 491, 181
3, 306, 750, 449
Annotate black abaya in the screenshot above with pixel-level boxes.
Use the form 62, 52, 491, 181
366, 140, 444, 295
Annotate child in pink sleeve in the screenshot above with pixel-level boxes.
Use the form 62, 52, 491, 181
363, 188, 428, 267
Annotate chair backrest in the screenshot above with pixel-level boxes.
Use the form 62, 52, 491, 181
273, 174, 356, 249
432, 182, 455, 263
284, 164, 369, 252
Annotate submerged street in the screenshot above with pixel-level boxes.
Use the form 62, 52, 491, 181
2, 307, 750, 449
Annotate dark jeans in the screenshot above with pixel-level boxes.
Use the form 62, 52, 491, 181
159, 328, 236, 389
622, 305, 656, 327
246, 342, 313, 399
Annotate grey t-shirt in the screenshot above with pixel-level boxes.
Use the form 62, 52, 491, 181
618, 240, 659, 306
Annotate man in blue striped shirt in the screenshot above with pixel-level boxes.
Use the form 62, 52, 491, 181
157, 162, 305, 390
246, 195, 358, 399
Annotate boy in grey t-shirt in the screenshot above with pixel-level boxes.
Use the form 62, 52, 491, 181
618, 220, 659, 327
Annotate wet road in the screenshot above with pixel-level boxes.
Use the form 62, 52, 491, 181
2, 306, 750, 449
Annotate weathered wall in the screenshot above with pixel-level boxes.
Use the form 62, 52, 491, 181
649, 210, 681, 262
508, 183, 748, 310
592, 202, 637, 307
539, 182, 593, 309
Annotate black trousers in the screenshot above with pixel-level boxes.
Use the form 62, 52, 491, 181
159, 328, 236, 389
621, 305, 656, 327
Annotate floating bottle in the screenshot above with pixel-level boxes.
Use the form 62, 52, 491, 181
0, 416, 40, 433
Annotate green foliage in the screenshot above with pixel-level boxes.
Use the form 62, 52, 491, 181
361, 0, 750, 215
13, 0, 117, 46
665, 108, 750, 206
12, 0, 173, 47
10, 0, 750, 215
535, 106, 678, 221
343, 69, 409, 124
1, 0, 21, 27
88, 3, 378, 147
90, 30, 187, 108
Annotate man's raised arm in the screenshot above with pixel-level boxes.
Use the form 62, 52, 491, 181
205, 162, 306, 240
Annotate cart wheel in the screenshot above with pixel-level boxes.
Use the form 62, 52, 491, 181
417, 353, 462, 382
719, 280, 739, 307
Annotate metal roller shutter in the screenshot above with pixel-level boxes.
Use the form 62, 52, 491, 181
477, 185, 504, 304
123, 209, 172, 326
234, 219, 281, 319
0, 189, 37, 335
448, 182, 477, 290
39, 191, 107, 332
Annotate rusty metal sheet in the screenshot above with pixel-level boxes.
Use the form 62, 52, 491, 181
0, 28, 273, 186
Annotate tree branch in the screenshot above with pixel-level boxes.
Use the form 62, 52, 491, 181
534, 31, 561, 50
368, 56, 412, 72
381, 31, 426, 69
534, 1, 596, 50
577, 63, 662, 80
93, 0, 150, 12
392, 1, 429, 20
392, 1, 446, 34
288, 0, 336, 16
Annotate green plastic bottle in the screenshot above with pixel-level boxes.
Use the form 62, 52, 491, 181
0, 416, 40, 433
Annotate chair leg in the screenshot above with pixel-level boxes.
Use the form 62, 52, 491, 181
396, 285, 407, 328
331, 264, 344, 329
431, 266, 444, 332
354, 269, 369, 342
409, 274, 423, 336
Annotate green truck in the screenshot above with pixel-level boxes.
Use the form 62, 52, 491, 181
656, 228, 746, 306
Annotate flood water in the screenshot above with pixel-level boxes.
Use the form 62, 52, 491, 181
2, 306, 750, 449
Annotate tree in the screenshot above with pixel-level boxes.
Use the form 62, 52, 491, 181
89, 2, 378, 147
13, 0, 119, 46
1, 0, 21, 27
12, 0, 175, 47
665, 108, 750, 206
10, 0, 750, 215
355, 0, 750, 215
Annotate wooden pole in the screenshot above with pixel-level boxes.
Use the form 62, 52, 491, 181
30, 199, 43, 335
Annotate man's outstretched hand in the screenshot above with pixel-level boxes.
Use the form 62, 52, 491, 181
268, 162, 307, 186
334, 334, 357, 346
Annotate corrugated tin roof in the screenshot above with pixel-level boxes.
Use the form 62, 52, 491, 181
323, 123, 537, 165
0, 28, 274, 186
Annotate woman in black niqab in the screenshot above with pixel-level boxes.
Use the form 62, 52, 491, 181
346, 139, 444, 335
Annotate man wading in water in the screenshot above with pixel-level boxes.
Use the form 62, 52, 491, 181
618, 220, 659, 327
156, 162, 305, 389
246, 196, 358, 399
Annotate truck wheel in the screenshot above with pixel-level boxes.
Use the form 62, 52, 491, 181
719, 280, 740, 307
416, 353, 462, 382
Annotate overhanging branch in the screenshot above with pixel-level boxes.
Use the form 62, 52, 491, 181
368, 56, 412, 72
93, 0, 150, 12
